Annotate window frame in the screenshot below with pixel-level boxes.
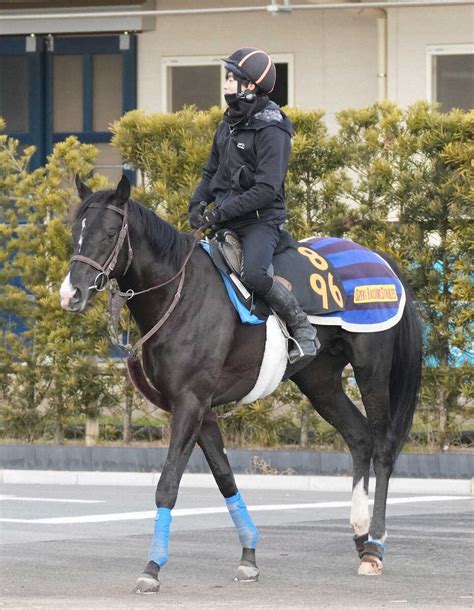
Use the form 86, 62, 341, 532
162, 53, 294, 112
426, 43, 474, 106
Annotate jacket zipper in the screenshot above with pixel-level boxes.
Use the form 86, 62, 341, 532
218, 126, 235, 210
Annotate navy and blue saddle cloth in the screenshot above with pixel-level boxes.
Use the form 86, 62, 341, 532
200, 230, 405, 330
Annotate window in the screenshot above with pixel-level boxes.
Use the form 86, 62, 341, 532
0, 56, 29, 132
0, 34, 137, 176
163, 54, 293, 112
427, 44, 474, 111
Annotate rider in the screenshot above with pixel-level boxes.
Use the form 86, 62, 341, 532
188, 47, 319, 363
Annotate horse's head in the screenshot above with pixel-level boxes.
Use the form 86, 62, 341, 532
60, 174, 131, 312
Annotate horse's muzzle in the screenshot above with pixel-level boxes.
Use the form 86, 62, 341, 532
60, 273, 87, 312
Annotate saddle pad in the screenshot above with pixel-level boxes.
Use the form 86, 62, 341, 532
304, 237, 406, 332
240, 315, 288, 404
200, 241, 264, 325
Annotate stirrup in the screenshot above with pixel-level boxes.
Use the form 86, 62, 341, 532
271, 311, 318, 365
287, 336, 318, 365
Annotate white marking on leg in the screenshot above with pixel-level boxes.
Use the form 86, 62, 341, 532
350, 478, 370, 536
59, 273, 76, 309
77, 218, 86, 252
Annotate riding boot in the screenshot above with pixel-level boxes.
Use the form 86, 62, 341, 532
264, 280, 321, 364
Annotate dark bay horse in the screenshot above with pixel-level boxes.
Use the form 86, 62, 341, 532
60, 175, 422, 593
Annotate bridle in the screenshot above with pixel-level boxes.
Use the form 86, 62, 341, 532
71, 203, 133, 294
70, 201, 201, 353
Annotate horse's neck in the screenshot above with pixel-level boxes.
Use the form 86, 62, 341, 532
117, 211, 189, 331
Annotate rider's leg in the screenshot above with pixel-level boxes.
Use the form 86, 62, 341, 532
237, 222, 279, 296
265, 279, 320, 362
236, 222, 319, 364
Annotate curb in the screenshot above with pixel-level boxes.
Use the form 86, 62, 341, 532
1, 469, 472, 495
1, 445, 473, 479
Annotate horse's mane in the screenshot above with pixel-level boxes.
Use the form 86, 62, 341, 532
74, 189, 192, 268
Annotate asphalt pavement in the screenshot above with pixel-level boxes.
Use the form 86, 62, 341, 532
0, 483, 473, 609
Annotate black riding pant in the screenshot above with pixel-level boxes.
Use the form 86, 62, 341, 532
234, 222, 281, 296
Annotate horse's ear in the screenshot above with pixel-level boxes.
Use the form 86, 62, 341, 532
75, 174, 92, 200
115, 175, 131, 206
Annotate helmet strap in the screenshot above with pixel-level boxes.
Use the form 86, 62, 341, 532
236, 80, 256, 103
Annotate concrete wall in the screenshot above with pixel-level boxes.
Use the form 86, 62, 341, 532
2, 2, 471, 128
137, 3, 473, 130
137, 8, 378, 130
1, 444, 473, 478
387, 5, 474, 107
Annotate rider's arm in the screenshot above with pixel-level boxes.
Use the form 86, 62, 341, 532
218, 125, 291, 222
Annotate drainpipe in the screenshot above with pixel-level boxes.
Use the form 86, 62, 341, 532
350, 7, 387, 101
377, 12, 388, 100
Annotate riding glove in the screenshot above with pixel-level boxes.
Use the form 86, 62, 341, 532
201, 208, 221, 229
189, 201, 207, 229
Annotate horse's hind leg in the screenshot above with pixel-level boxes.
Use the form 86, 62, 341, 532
197, 410, 260, 582
292, 352, 373, 567
352, 332, 397, 576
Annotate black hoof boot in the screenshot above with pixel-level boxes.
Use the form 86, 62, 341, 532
234, 547, 259, 582
134, 561, 161, 594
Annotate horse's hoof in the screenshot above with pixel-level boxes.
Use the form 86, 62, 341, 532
234, 564, 259, 582
358, 555, 383, 576
134, 574, 161, 593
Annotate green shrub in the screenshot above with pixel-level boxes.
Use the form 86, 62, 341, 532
1, 102, 471, 449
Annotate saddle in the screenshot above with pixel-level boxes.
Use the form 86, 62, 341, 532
207, 229, 346, 320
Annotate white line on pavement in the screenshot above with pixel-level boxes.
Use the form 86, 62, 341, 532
0, 495, 471, 525
0, 495, 104, 504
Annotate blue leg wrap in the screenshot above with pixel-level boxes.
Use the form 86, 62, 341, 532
148, 507, 172, 567
367, 539, 385, 551
362, 539, 385, 560
225, 492, 259, 549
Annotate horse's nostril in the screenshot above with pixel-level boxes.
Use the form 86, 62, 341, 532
70, 287, 82, 304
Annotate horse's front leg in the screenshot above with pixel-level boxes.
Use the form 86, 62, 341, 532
198, 410, 260, 582
135, 399, 206, 594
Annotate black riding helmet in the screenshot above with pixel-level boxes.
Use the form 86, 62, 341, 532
224, 47, 276, 94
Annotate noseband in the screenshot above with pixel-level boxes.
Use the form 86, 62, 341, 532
70, 203, 133, 293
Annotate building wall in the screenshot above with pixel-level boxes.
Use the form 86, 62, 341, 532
387, 5, 474, 106
137, 8, 378, 130
1, 2, 472, 135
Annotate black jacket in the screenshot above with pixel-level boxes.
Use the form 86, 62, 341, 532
189, 101, 294, 230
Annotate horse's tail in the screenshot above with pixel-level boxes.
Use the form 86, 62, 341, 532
378, 253, 423, 456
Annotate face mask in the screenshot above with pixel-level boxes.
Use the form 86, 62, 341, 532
224, 93, 239, 107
